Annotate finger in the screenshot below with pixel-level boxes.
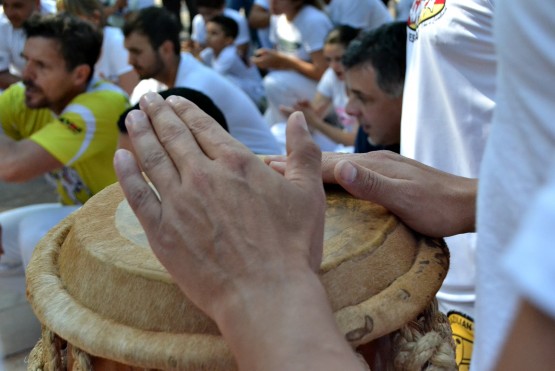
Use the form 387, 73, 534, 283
321, 152, 349, 183
284, 112, 323, 192
114, 149, 162, 232
167, 95, 249, 159
139, 92, 206, 167
263, 155, 286, 166
268, 161, 286, 175
334, 160, 398, 210
125, 108, 181, 192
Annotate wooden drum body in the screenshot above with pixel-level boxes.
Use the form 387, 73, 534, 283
26, 183, 454, 370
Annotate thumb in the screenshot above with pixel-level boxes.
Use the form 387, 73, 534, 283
334, 160, 395, 208
284, 112, 323, 192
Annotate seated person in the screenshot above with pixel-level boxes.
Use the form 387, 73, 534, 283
0, 0, 54, 90
0, 14, 128, 276
59, 0, 140, 95
117, 87, 229, 155
188, 0, 251, 59
251, 0, 332, 126
280, 25, 360, 152
200, 15, 265, 108
248, 0, 272, 49
124, 7, 282, 155
343, 22, 407, 154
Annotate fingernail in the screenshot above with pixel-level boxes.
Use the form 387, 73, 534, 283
339, 161, 357, 184
125, 110, 145, 131
141, 92, 161, 105
166, 95, 184, 106
293, 112, 309, 132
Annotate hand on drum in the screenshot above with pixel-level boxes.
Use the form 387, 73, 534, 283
266, 151, 478, 238
114, 92, 365, 371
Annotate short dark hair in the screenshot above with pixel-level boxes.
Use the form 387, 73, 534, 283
324, 25, 360, 49
208, 15, 239, 40
23, 13, 102, 82
123, 7, 181, 55
196, 0, 225, 9
342, 21, 407, 97
117, 88, 228, 133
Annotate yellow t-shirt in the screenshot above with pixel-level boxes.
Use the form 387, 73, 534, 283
0, 81, 129, 205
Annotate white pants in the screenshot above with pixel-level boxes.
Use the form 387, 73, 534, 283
263, 70, 318, 126
0, 203, 79, 269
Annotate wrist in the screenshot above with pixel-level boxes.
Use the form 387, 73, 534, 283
213, 265, 362, 370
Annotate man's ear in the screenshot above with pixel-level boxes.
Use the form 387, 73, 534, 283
159, 40, 176, 57
72, 64, 92, 86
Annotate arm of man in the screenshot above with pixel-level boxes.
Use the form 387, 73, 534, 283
495, 300, 555, 371
115, 92, 367, 371
266, 151, 477, 238
0, 70, 21, 90
0, 135, 62, 182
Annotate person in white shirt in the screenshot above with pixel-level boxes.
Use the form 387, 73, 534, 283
190, 0, 251, 59
280, 25, 361, 152
58, 0, 139, 95
248, 0, 272, 49
200, 15, 265, 107
124, 7, 281, 155
323, 0, 392, 30
0, 0, 54, 90
252, 0, 332, 126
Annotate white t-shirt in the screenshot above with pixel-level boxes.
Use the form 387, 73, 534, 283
270, 5, 332, 62
94, 26, 134, 84
200, 45, 264, 104
474, 0, 555, 369
316, 67, 356, 131
325, 0, 392, 30
401, 0, 496, 315
253, 0, 272, 49
191, 8, 250, 47
131, 53, 281, 155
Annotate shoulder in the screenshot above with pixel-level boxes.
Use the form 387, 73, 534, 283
67, 80, 128, 115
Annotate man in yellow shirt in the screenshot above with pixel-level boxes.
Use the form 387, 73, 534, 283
0, 13, 128, 275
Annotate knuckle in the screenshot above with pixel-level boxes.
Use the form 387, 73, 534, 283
141, 149, 167, 171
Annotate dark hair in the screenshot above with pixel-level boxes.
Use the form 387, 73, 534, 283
208, 15, 239, 40
324, 25, 360, 48
342, 21, 407, 97
23, 13, 102, 82
117, 88, 229, 133
123, 7, 181, 55
196, 0, 226, 9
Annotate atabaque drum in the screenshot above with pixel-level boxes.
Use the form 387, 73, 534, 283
26, 182, 455, 370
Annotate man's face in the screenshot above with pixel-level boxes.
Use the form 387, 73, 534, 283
22, 37, 80, 113
3, 0, 39, 28
345, 64, 402, 147
124, 32, 165, 80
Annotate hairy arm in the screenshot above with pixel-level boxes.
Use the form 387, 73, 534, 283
266, 151, 477, 238
0, 70, 21, 90
115, 93, 366, 371
0, 135, 62, 182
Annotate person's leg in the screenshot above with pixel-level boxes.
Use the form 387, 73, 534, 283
263, 70, 318, 126
19, 205, 80, 268
0, 204, 62, 274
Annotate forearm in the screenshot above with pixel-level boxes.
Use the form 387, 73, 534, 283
214, 266, 366, 371
0, 135, 19, 181
0, 71, 21, 90
282, 56, 326, 81
248, 6, 270, 28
